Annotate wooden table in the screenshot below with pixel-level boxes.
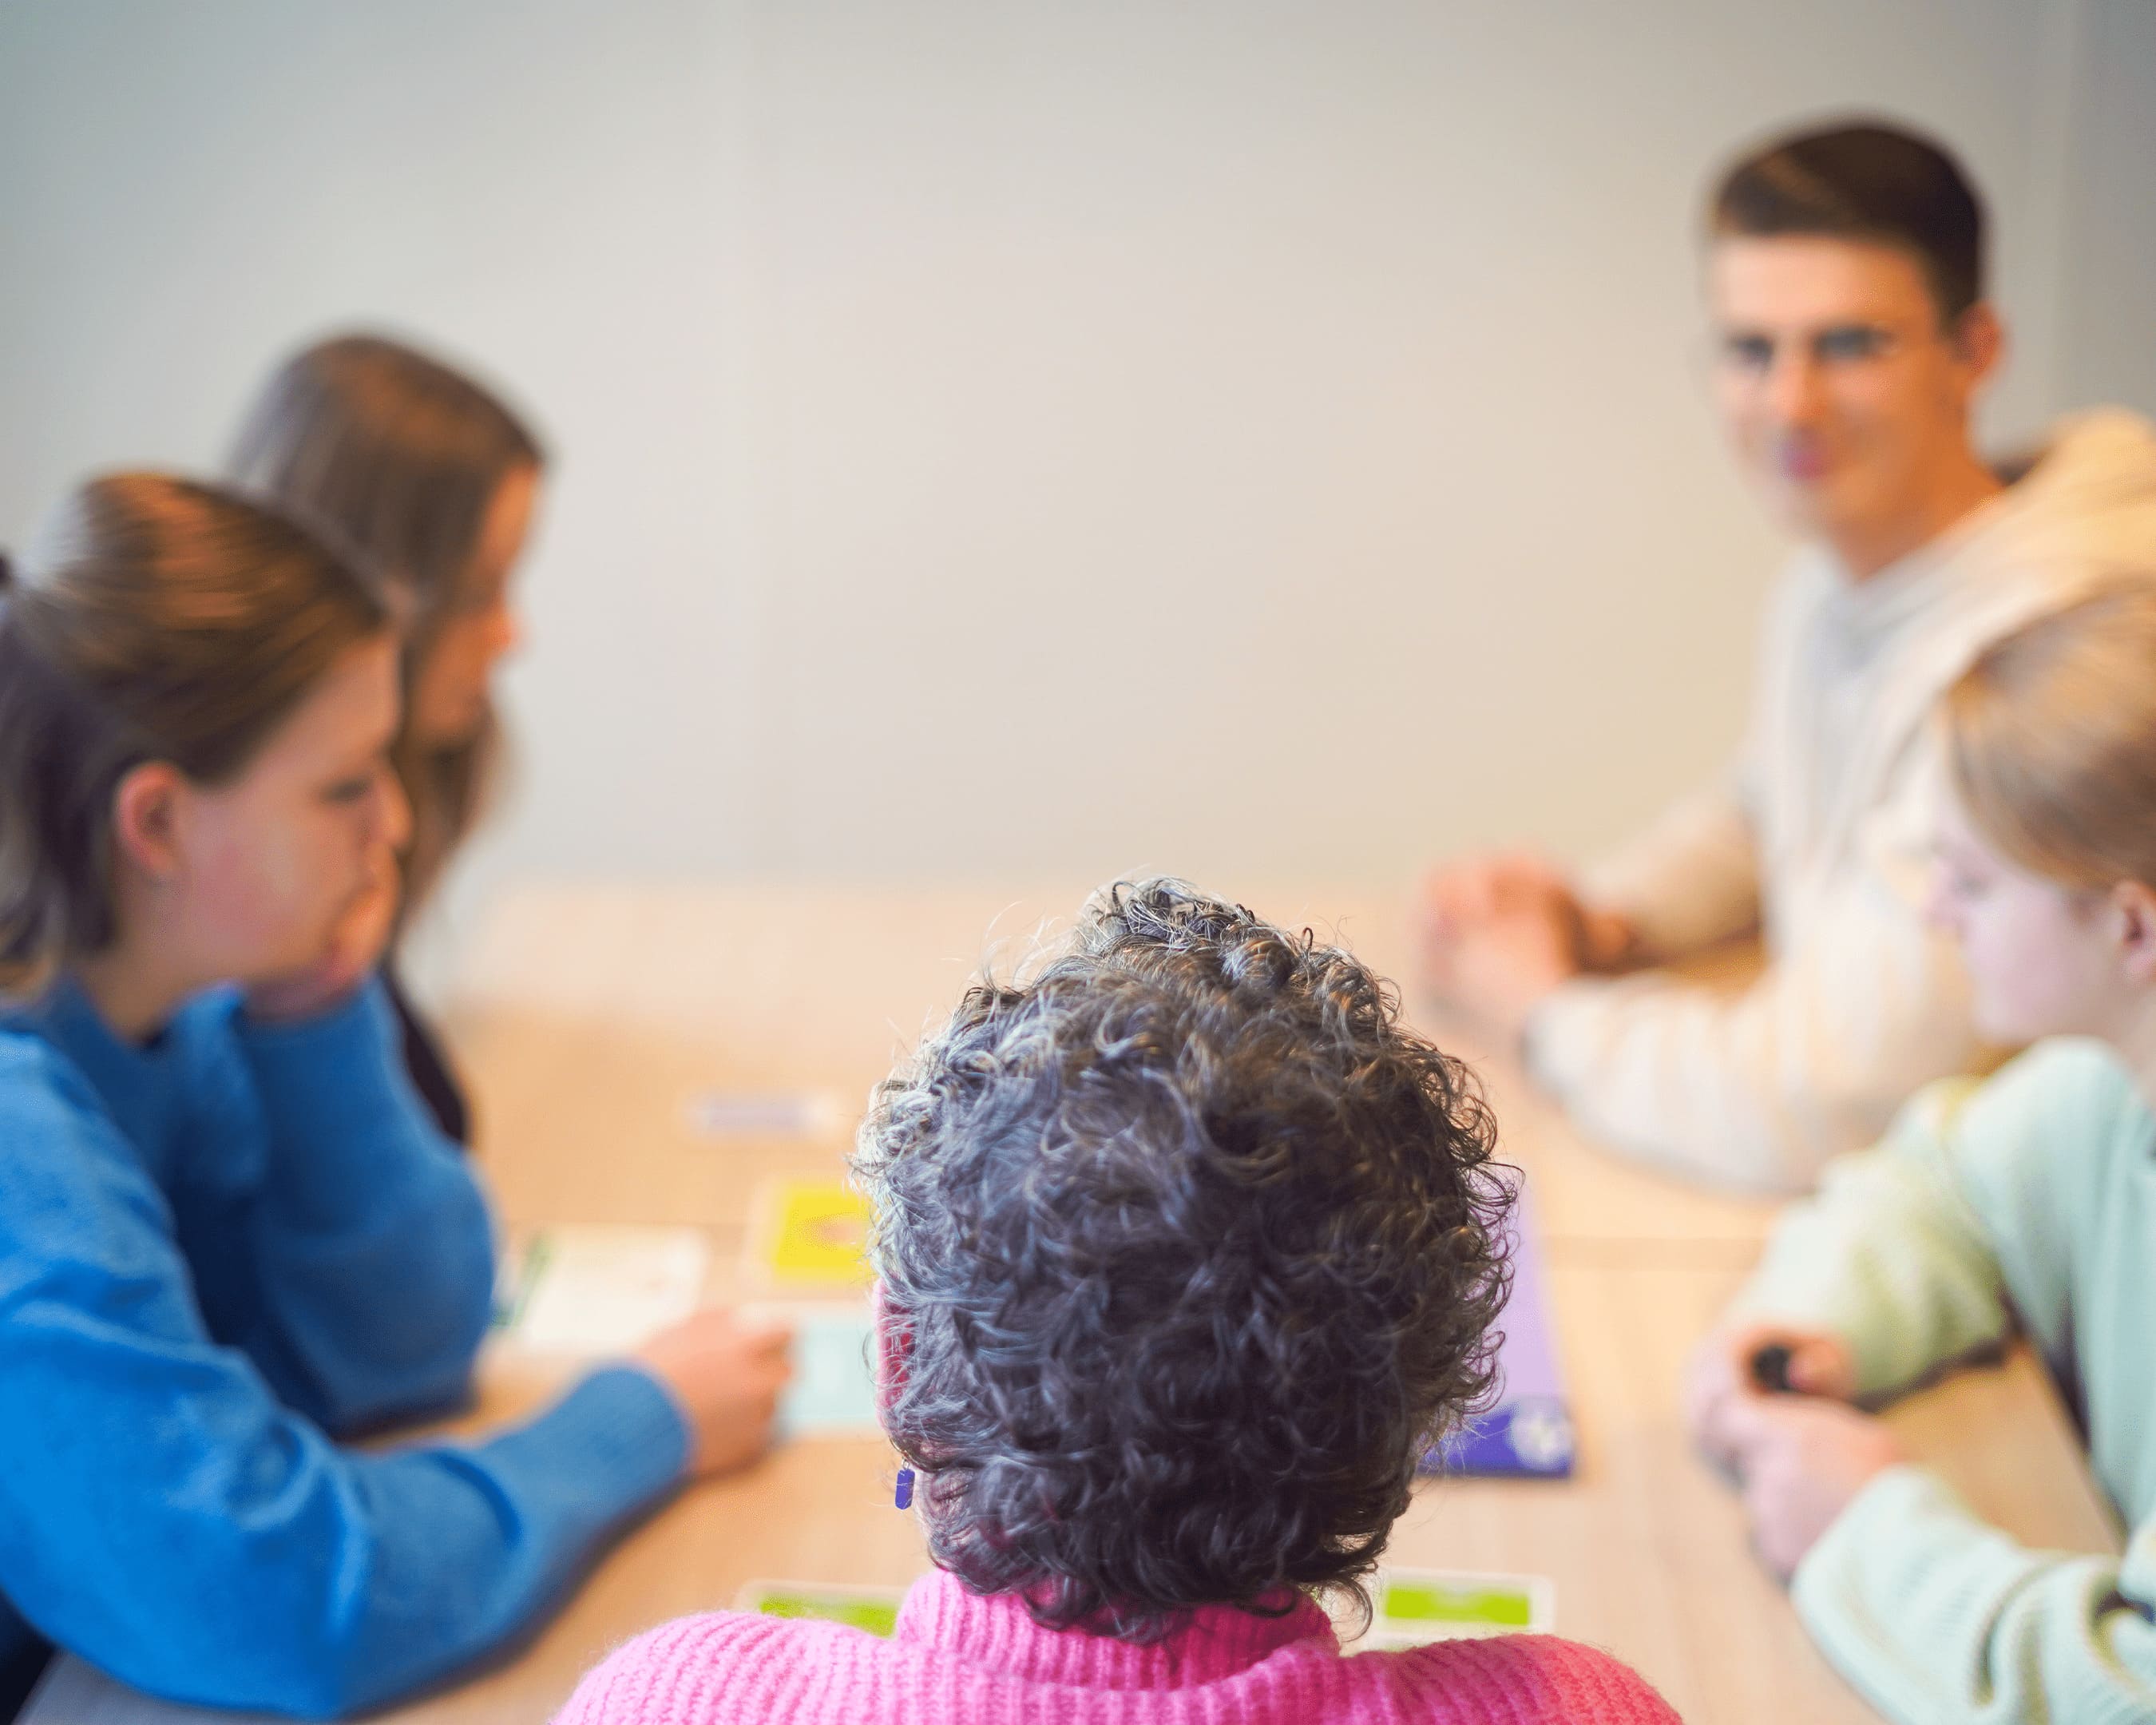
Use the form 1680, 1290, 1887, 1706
24, 881, 2124, 1725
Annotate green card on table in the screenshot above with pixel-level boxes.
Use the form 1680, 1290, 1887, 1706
1359, 1568, 1556, 1648
735, 1581, 907, 1638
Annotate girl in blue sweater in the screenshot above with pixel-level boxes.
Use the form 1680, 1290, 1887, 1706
0, 475, 787, 1719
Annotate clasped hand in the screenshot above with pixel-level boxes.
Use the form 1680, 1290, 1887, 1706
1685, 1322, 1904, 1580
1417, 851, 1629, 1044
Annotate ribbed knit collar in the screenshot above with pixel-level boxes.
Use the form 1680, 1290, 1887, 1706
892, 1571, 1335, 1690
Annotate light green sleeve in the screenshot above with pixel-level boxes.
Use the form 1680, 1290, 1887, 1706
1729, 1073, 2011, 1397
1794, 1466, 2156, 1724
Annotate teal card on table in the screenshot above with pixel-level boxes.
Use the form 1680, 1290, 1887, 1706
774, 1305, 882, 1438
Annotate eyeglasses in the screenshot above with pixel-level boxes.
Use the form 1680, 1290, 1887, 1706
1714, 321, 1926, 377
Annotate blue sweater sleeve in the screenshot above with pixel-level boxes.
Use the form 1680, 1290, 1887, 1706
0, 1041, 689, 1719
224, 981, 497, 1432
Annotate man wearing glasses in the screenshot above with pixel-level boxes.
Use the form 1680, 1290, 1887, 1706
1421, 119, 2156, 1189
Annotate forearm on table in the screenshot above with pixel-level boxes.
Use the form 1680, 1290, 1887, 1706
1525, 918, 1984, 1194
1525, 977, 1877, 1192
1795, 1467, 2156, 1725
1730, 1100, 2011, 1395
0, 1354, 688, 1719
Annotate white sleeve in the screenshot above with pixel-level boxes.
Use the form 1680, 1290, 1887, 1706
1524, 761, 1984, 1191
1577, 774, 1762, 962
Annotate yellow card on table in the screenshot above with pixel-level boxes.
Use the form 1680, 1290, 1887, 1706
747, 1178, 874, 1291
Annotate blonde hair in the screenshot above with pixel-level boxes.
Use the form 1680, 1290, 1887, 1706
0, 475, 387, 998
1944, 583, 2156, 890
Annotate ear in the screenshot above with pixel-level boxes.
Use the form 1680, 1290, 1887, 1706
2110, 880, 2156, 988
1948, 301, 2005, 389
109, 761, 191, 884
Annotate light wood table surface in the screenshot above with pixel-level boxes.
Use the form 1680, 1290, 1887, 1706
25, 881, 2124, 1725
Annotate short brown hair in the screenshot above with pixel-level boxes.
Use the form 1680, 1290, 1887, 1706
230, 332, 544, 910
1944, 585, 2156, 891
1710, 119, 1986, 324
0, 474, 388, 997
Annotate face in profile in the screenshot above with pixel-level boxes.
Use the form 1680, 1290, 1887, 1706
171, 633, 411, 983
1707, 236, 1995, 552
1925, 794, 2121, 1045
406, 462, 539, 750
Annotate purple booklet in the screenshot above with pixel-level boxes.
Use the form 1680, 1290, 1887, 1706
1417, 1181, 1574, 1478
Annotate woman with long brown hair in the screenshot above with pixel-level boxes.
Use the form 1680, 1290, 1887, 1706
230, 331, 540, 1143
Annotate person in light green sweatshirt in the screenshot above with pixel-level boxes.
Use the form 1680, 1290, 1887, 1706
1686, 579, 2156, 1723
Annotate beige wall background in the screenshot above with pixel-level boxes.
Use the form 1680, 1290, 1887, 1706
2, 2, 2152, 973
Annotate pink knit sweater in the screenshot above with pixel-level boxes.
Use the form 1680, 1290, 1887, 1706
554, 1570, 1681, 1725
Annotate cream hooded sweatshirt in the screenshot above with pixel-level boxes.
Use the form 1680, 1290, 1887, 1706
1524, 409, 2156, 1191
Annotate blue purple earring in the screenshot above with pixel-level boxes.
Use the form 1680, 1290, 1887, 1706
894, 1467, 915, 1509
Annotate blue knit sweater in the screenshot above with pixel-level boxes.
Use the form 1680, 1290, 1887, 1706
0, 978, 688, 1718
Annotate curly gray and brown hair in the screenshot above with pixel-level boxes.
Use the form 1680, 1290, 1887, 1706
854, 878, 1513, 1640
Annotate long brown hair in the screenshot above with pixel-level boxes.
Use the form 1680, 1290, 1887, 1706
0, 475, 388, 999
1944, 583, 2156, 890
229, 332, 544, 910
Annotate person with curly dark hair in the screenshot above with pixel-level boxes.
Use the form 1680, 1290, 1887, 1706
557, 880, 1679, 1724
